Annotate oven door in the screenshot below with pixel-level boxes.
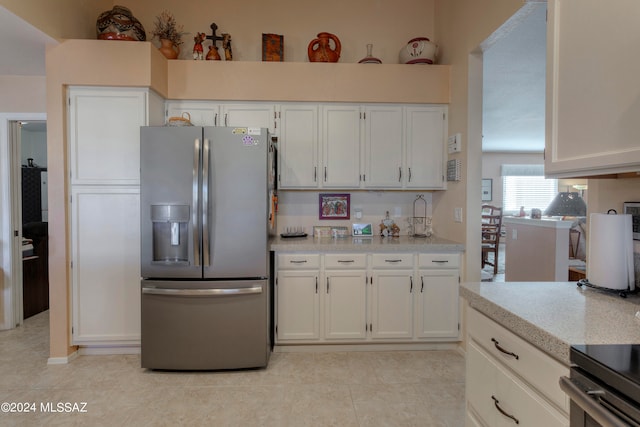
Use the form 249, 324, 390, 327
560, 368, 640, 427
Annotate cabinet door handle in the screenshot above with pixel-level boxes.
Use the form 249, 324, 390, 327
421, 277, 424, 293
214, 113, 218, 126
324, 167, 327, 182
326, 277, 330, 293
315, 277, 318, 294
408, 167, 412, 182
314, 167, 317, 182
491, 338, 519, 360
491, 396, 520, 425
224, 113, 228, 126
409, 276, 413, 293
398, 167, 402, 182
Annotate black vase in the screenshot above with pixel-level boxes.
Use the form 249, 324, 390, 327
96, 5, 146, 41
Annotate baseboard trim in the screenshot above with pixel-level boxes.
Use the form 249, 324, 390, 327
47, 350, 79, 365
274, 342, 461, 353
78, 345, 141, 356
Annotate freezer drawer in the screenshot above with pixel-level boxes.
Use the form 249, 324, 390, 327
141, 279, 270, 370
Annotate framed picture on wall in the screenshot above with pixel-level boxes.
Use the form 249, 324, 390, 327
481, 179, 492, 201
319, 193, 350, 220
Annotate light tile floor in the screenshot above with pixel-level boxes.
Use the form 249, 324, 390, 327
0, 311, 465, 426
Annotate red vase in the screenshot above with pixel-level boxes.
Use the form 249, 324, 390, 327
308, 32, 341, 63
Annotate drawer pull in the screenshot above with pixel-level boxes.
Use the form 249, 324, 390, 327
491, 338, 519, 360
289, 260, 307, 264
337, 260, 355, 263
491, 395, 519, 424
432, 260, 449, 264
385, 259, 402, 263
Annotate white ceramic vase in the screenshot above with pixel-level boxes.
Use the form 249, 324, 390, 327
399, 37, 437, 64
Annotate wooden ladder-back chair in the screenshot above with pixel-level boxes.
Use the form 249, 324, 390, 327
481, 205, 503, 274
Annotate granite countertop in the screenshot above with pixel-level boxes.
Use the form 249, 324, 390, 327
461, 282, 640, 365
270, 235, 464, 253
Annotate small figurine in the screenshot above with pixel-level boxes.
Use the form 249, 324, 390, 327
222, 33, 233, 61
379, 211, 400, 237
193, 32, 205, 60
206, 45, 221, 60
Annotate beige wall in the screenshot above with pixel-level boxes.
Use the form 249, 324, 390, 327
0, 76, 46, 112
434, 0, 524, 281
588, 178, 640, 215
0, 0, 108, 40
121, 0, 436, 63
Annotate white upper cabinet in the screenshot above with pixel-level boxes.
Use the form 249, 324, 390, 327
68, 87, 162, 185
321, 104, 362, 188
363, 105, 404, 188
221, 103, 277, 134
166, 100, 221, 126
404, 106, 446, 189
546, 0, 640, 177
278, 104, 319, 188
362, 105, 446, 190
165, 101, 276, 132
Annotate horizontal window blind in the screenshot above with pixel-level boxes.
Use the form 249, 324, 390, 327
501, 164, 557, 215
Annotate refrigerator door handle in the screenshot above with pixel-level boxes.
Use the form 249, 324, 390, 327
202, 138, 211, 267
142, 285, 263, 297
193, 138, 201, 266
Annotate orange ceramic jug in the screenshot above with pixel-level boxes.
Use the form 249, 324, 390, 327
308, 32, 341, 62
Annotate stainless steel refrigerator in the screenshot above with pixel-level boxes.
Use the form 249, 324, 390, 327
140, 126, 275, 370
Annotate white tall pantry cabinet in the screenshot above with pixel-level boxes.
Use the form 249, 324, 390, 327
68, 87, 164, 346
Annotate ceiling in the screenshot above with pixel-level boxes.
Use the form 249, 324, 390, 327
0, 5, 546, 153
482, 3, 547, 153
0, 6, 55, 76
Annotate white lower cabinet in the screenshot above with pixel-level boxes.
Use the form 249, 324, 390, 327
465, 306, 569, 426
416, 269, 459, 338
275, 254, 320, 341
324, 270, 367, 340
370, 270, 413, 339
416, 253, 460, 339
276, 251, 461, 345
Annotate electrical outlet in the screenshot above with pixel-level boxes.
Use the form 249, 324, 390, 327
454, 207, 463, 223
354, 208, 363, 219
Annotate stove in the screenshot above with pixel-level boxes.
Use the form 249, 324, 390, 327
561, 344, 640, 426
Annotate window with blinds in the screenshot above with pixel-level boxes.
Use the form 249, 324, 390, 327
501, 164, 557, 216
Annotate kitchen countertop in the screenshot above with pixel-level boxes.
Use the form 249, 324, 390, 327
460, 282, 640, 365
270, 235, 464, 253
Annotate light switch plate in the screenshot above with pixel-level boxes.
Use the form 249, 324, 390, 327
448, 133, 461, 153
454, 207, 463, 223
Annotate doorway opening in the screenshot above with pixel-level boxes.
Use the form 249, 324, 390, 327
18, 120, 49, 320
0, 115, 47, 330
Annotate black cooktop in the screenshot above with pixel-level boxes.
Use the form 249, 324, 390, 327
571, 344, 640, 404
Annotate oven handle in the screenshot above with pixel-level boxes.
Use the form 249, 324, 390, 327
142, 286, 263, 297
559, 376, 632, 427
